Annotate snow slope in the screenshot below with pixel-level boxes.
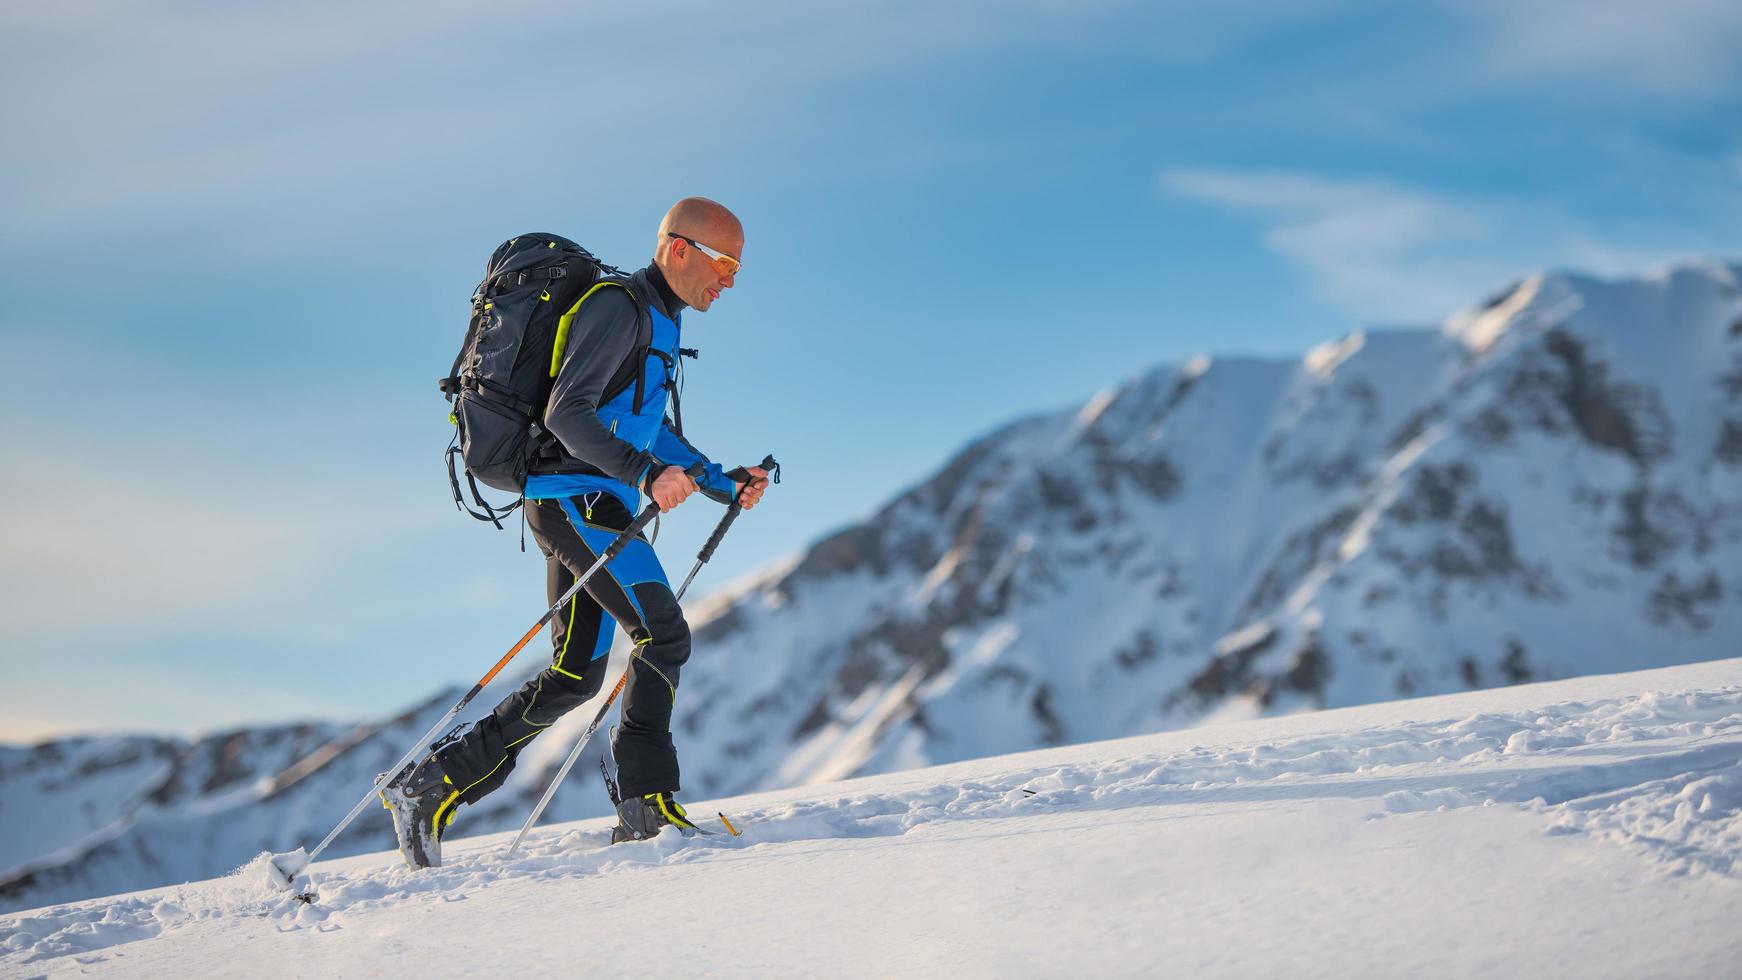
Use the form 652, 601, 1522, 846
4, 659, 1739, 977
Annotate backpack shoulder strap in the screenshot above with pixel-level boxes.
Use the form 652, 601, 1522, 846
547, 277, 653, 409
550, 278, 639, 378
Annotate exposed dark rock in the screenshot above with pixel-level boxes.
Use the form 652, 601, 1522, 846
1122, 455, 1182, 499
1458, 501, 1521, 577
201, 732, 264, 796
982, 664, 1031, 687
1240, 507, 1361, 619
1713, 420, 1742, 466
1363, 584, 1398, 608
1155, 565, 1187, 599
1648, 572, 1723, 630
1346, 379, 1379, 419
1500, 640, 1533, 684
1465, 406, 1513, 446
1272, 448, 1363, 488
1115, 630, 1160, 670
742, 690, 786, 718
1393, 463, 1473, 524
834, 643, 889, 701
1037, 470, 1077, 509
1722, 361, 1742, 399
1180, 628, 1277, 705
922, 441, 990, 515
1031, 685, 1065, 745
792, 698, 833, 740
1278, 641, 1329, 701
1614, 486, 1691, 569
720, 735, 760, 760
71, 745, 152, 780
794, 524, 885, 579
1480, 281, 1524, 311
1080, 414, 1182, 501
1313, 454, 1362, 488
1389, 406, 1436, 452
1539, 329, 1671, 463
1460, 657, 1480, 688
693, 601, 747, 643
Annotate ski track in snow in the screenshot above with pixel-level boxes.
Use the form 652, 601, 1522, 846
4, 684, 1741, 969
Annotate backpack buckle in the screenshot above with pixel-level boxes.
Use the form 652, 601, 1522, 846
516, 267, 566, 286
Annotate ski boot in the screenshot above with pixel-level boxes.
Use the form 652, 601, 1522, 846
380, 755, 459, 869
612, 791, 703, 843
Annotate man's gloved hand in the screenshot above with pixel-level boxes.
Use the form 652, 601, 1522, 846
733, 465, 772, 510
648, 465, 698, 512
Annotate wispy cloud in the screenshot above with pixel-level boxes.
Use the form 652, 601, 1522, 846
1447, 0, 1742, 95
1160, 168, 1730, 322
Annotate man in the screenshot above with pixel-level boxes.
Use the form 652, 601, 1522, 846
383, 198, 770, 868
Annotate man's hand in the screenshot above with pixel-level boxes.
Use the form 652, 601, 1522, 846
650, 465, 698, 512
735, 466, 772, 510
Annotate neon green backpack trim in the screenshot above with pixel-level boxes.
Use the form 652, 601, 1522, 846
551, 281, 634, 378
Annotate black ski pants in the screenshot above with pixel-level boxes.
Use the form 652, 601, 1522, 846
436, 491, 692, 804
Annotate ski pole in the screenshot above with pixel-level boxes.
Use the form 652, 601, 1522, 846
276, 469, 696, 884
675, 454, 779, 597
506, 454, 777, 857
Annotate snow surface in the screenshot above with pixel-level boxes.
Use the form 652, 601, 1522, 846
4, 658, 1739, 978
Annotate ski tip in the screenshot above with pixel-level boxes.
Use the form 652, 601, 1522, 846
718, 812, 741, 837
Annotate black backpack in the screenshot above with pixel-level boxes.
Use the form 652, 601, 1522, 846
440, 233, 650, 528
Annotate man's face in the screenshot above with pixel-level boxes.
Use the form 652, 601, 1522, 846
668, 229, 743, 312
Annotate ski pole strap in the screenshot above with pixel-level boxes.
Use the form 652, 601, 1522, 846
721, 454, 780, 498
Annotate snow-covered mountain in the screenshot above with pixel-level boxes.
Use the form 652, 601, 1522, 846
675, 258, 1742, 793
4, 259, 1739, 913
6, 659, 1741, 976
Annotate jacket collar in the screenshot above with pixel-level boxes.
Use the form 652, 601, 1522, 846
640, 262, 687, 321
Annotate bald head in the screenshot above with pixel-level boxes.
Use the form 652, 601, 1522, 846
657, 197, 742, 256
654, 197, 744, 313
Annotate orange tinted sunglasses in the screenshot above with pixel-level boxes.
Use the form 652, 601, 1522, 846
667, 232, 740, 277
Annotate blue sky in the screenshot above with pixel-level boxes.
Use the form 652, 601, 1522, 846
2, 0, 1738, 742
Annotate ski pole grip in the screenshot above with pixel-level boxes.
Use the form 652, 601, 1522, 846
696, 454, 777, 564
696, 506, 740, 565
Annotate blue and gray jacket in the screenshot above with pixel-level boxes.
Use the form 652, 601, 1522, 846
525, 263, 735, 509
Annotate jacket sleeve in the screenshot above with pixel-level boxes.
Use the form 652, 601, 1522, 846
651, 422, 737, 504
543, 286, 655, 488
